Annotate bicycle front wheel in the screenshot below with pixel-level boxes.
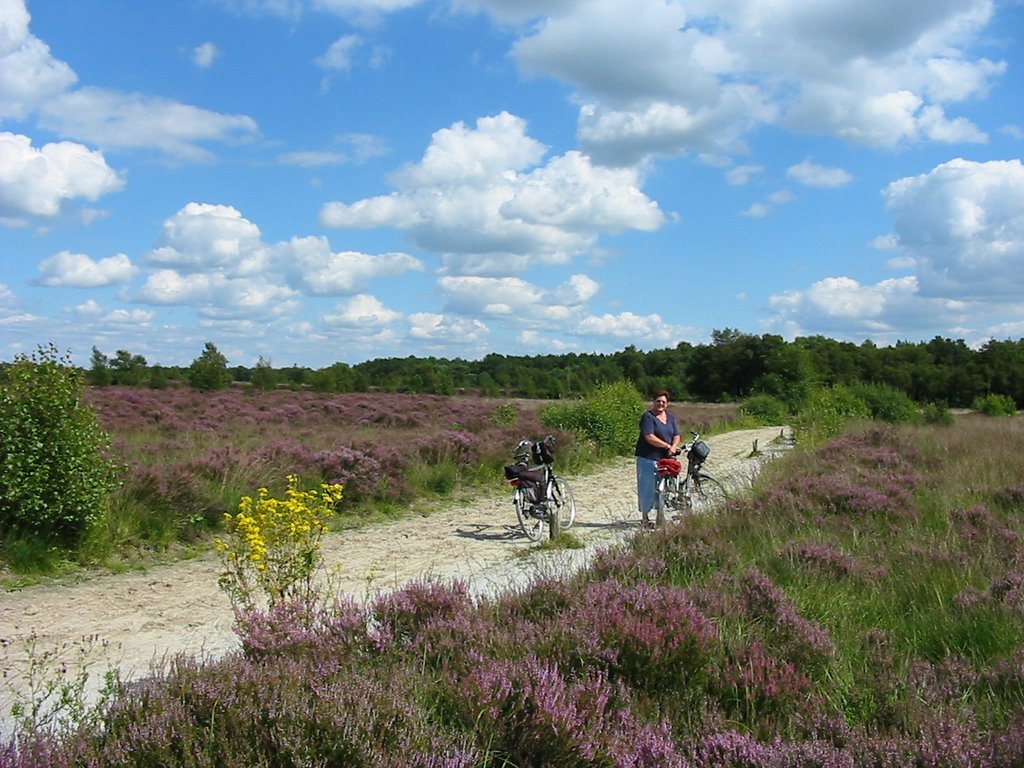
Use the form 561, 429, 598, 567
654, 477, 668, 526
551, 476, 576, 531
514, 487, 544, 541
691, 472, 728, 511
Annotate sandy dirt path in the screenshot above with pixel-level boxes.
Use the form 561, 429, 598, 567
0, 426, 792, 733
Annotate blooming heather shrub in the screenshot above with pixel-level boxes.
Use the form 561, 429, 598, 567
987, 571, 1024, 612
77, 386, 563, 540
734, 569, 836, 672
753, 427, 922, 524
993, 485, 1024, 542
630, 523, 737, 585
371, 579, 475, 649
18, 651, 478, 768
781, 541, 869, 580
496, 575, 584, 624
713, 640, 815, 733
984, 714, 1024, 767
453, 657, 685, 767
587, 543, 671, 585
685, 729, 773, 767
402, 600, 503, 674
234, 597, 371, 662
565, 579, 719, 697
981, 648, 1024, 713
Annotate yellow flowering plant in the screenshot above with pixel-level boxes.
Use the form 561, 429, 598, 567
215, 475, 343, 612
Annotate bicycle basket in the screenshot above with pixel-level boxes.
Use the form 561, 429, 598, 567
689, 440, 710, 464
531, 438, 554, 465
656, 458, 682, 477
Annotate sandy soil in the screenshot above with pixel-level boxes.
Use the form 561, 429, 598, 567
0, 426, 792, 733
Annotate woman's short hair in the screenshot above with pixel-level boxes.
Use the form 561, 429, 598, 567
653, 389, 670, 400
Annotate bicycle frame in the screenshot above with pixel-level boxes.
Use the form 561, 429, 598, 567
654, 431, 728, 524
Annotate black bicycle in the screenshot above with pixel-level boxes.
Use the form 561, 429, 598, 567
653, 431, 727, 525
503, 436, 576, 541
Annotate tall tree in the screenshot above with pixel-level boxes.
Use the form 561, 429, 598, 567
188, 342, 231, 391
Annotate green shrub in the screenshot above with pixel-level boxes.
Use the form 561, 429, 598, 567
971, 393, 1017, 416
540, 380, 645, 456
490, 402, 518, 426
920, 401, 954, 426
849, 382, 920, 423
793, 384, 871, 443
739, 394, 789, 425
187, 341, 231, 391
0, 344, 117, 545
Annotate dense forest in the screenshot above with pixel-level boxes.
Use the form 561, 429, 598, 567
82, 330, 1024, 408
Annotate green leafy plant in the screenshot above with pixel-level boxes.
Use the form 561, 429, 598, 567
793, 384, 872, 444
849, 382, 920, 423
0, 344, 117, 546
187, 341, 231, 391
5, 632, 121, 737
215, 475, 344, 612
971, 393, 1017, 416
739, 394, 790, 425
490, 402, 518, 425
541, 380, 645, 456
920, 401, 954, 425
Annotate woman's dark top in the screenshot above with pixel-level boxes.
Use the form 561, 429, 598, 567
634, 410, 679, 460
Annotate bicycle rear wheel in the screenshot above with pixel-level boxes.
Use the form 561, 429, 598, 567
691, 472, 728, 511
551, 476, 576, 531
513, 487, 544, 541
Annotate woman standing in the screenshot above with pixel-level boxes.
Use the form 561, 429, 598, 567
635, 390, 681, 527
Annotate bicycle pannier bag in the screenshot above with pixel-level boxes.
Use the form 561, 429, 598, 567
690, 440, 710, 463
656, 458, 682, 476
531, 440, 554, 465
505, 465, 545, 503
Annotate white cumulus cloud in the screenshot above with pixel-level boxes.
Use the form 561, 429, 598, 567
192, 42, 219, 68
883, 158, 1024, 300
37, 250, 136, 287
320, 111, 665, 272
0, 132, 124, 222
787, 159, 854, 188
322, 294, 402, 327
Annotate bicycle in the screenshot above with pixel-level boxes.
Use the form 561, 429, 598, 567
503, 436, 577, 541
653, 431, 728, 525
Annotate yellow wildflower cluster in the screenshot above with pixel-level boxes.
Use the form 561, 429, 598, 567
215, 475, 343, 611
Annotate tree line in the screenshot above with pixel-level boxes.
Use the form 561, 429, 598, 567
82, 330, 1024, 408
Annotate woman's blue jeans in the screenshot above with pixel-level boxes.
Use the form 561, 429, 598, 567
635, 457, 657, 514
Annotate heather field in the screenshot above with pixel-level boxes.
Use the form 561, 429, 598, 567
3, 414, 1024, 766
74, 385, 735, 561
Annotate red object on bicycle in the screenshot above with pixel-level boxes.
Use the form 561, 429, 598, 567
656, 458, 682, 476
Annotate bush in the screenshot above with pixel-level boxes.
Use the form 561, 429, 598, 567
187, 342, 230, 391
540, 381, 644, 456
739, 394, 789, 425
972, 393, 1017, 417
920, 401, 955, 426
793, 385, 871, 443
849, 383, 920, 423
0, 344, 117, 545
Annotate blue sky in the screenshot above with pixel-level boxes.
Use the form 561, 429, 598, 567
1, 0, 1023, 369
